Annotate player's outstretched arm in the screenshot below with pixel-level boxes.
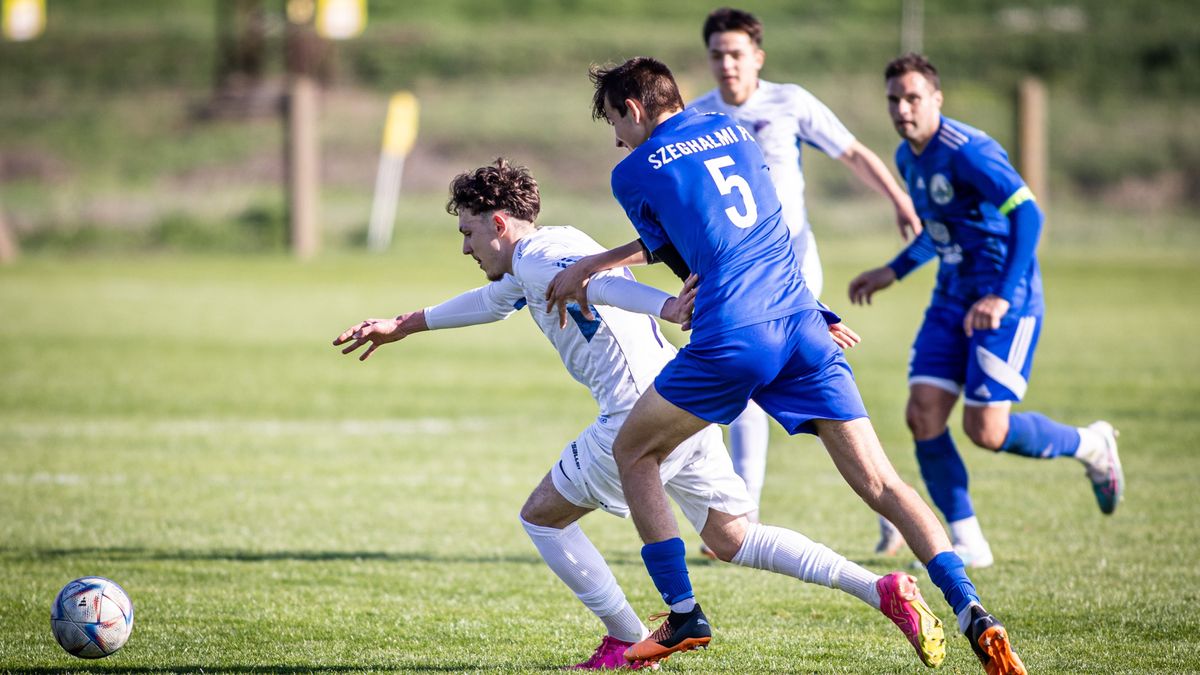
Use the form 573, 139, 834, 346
848, 267, 898, 306
586, 272, 698, 330
333, 311, 428, 362
545, 239, 649, 328
838, 140, 923, 240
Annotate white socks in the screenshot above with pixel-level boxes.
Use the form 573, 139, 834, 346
730, 523, 882, 609
949, 516, 988, 550
520, 517, 647, 643
669, 598, 696, 613
1074, 426, 1105, 465
729, 401, 770, 510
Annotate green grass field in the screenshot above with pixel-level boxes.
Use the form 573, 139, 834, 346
2, 232, 1199, 673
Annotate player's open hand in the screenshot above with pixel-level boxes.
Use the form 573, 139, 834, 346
963, 294, 1010, 337
848, 267, 897, 306
333, 312, 424, 361
660, 273, 698, 330
545, 259, 595, 329
828, 322, 861, 350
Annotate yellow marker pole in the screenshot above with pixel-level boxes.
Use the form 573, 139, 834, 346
368, 92, 419, 252
316, 0, 365, 40
3, 0, 45, 41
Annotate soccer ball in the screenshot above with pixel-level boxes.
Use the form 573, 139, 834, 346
50, 577, 135, 658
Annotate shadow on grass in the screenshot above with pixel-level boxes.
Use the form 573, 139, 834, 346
1, 546, 645, 567
10, 665, 563, 673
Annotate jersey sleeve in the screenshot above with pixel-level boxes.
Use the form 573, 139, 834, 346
612, 168, 669, 252
423, 275, 525, 330
955, 138, 1032, 213
587, 271, 672, 318
794, 87, 855, 158
887, 230, 937, 280
894, 143, 912, 188
994, 199, 1043, 303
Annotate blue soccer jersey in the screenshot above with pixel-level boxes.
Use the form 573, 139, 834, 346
610, 108, 822, 336
889, 116, 1044, 316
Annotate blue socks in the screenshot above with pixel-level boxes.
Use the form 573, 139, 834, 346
641, 537, 694, 606
915, 430, 975, 522
925, 550, 980, 616
1000, 412, 1081, 458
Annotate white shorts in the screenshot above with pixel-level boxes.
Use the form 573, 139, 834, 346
550, 411, 757, 533
795, 228, 823, 299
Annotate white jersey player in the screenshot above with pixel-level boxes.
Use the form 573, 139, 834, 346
688, 8, 922, 540
334, 160, 947, 670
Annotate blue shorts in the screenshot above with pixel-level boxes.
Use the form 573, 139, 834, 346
655, 309, 868, 435
909, 305, 1042, 406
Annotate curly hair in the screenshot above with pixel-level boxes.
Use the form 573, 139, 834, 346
589, 57, 685, 123
445, 158, 540, 222
702, 7, 764, 47
885, 53, 941, 91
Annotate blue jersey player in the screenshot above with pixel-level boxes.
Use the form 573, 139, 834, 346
547, 57, 1026, 674
849, 54, 1125, 568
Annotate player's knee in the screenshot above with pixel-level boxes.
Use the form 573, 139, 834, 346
518, 502, 544, 527
702, 529, 745, 563
963, 417, 1006, 451
905, 402, 941, 439
518, 493, 556, 527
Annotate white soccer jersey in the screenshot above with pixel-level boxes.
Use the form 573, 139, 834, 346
689, 80, 855, 260
424, 226, 676, 416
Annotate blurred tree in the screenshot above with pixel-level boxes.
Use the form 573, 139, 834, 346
202, 0, 277, 119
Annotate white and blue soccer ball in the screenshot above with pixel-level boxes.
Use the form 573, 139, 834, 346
50, 576, 135, 658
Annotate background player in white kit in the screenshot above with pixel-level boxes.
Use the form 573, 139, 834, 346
334, 159, 947, 670
689, 7, 921, 539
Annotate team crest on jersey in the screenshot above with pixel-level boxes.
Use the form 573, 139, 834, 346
930, 173, 954, 205
926, 220, 951, 244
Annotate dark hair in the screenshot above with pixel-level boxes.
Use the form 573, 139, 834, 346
445, 158, 540, 222
702, 7, 763, 47
589, 57, 686, 123
885, 52, 940, 90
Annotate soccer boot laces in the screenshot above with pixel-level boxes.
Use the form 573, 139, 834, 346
623, 604, 711, 664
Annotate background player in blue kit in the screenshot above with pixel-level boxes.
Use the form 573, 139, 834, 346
849, 54, 1125, 568
547, 57, 1026, 674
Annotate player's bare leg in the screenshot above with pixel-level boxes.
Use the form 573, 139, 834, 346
964, 400, 1124, 515
903, 384, 996, 566
519, 473, 652, 669
817, 417, 953, 562
614, 386, 710, 544
817, 416, 1024, 674
611, 385, 712, 664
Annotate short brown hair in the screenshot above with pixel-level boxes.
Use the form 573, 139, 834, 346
589, 57, 686, 123
885, 53, 941, 90
446, 158, 540, 222
702, 7, 763, 47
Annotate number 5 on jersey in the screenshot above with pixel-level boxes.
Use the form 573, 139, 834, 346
704, 156, 758, 229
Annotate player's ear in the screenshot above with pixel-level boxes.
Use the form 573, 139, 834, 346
624, 98, 643, 124
492, 211, 508, 235
754, 47, 765, 70
932, 89, 944, 108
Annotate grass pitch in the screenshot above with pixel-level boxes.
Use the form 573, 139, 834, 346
1, 232, 1198, 673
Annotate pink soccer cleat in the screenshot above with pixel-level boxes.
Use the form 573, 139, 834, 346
568, 635, 656, 670
877, 572, 947, 668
